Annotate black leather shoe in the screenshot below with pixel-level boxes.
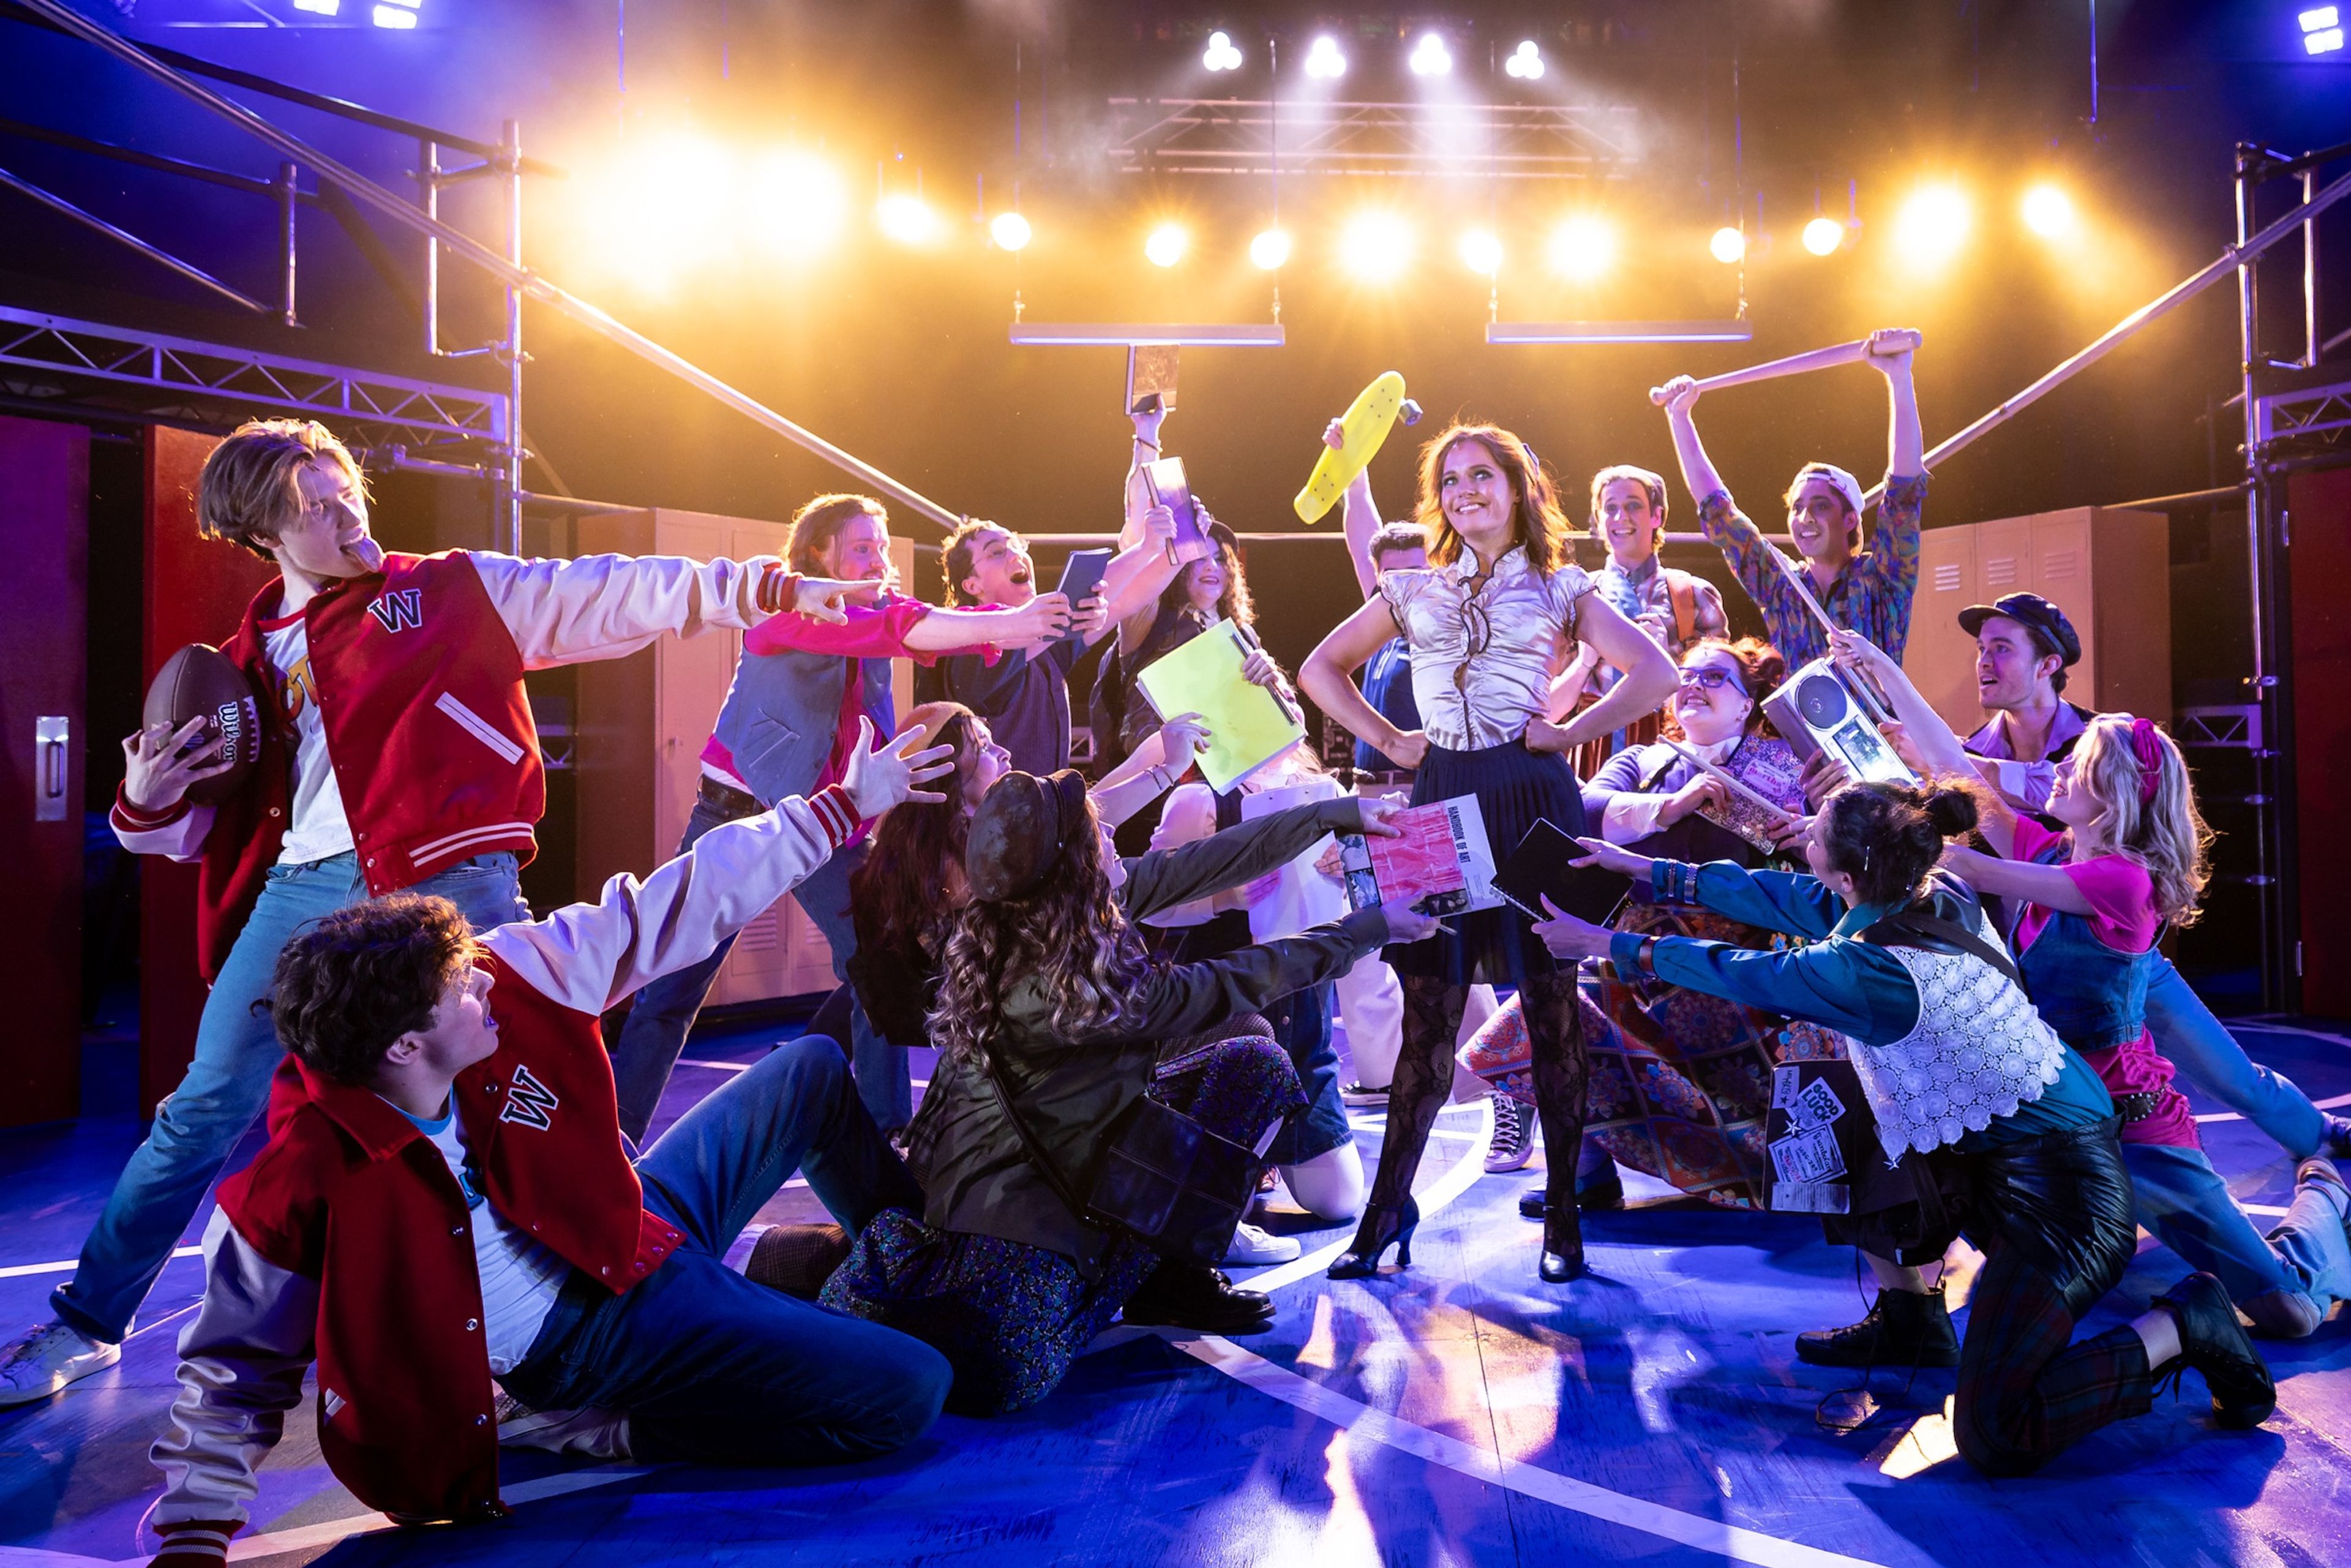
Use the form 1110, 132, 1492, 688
2153, 1271, 2275, 1430
1539, 1206, 1584, 1283
1519, 1182, 1547, 1220
1327, 1198, 1420, 1280
1795, 1286, 1960, 1369
1121, 1262, 1276, 1335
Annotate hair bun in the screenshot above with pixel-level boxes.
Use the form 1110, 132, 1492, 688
1922, 784, 1980, 839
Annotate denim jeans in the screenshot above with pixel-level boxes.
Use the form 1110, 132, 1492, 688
52, 851, 528, 1344
2121, 1139, 2351, 1337
607, 792, 904, 1141
503, 1035, 949, 1464
2144, 955, 2326, 1158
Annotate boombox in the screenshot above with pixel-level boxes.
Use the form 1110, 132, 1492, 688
1761, 659, 1917, 787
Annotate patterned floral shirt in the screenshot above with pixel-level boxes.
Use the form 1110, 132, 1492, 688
1381, 546, 1592, 751
1697, 470, 1929, 668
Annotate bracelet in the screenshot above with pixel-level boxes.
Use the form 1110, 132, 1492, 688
1637, 936, 1659, 973
1147, 763, 1172, 794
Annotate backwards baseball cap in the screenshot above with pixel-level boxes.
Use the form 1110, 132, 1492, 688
966, 768, 1092, 903
1787, 461, 1865, 518
1958, 592, 2082, 667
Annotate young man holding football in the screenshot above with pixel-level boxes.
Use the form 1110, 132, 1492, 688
0, 418, 878, 1406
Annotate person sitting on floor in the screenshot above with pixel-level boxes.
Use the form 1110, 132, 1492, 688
144, 720, 955, 1566
821, 768, 1434, 1416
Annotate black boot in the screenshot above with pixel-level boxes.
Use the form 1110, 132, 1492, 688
1539, 1205, 1584, 1283
1121, 1261, 1277, 1334
2153, 1271, 2275, 1430
1327, 1198, 1421, 1280
1795, 1285, 1961, 1368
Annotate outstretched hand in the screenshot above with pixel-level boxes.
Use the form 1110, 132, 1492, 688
1376, 897, 1441, 944
1156, 711, 1212, 771
792, 574, 878, 625
1655, 375, 1702, 417
1567, 835, 1655, 881
1531, 895, 1612, 960
1357, 796, 1408, 839
838, 718, 957, 820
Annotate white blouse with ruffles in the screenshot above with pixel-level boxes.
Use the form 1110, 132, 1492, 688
1379, 546, 1593, 751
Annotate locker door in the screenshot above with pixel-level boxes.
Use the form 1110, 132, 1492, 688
1911, 522, 1979, 734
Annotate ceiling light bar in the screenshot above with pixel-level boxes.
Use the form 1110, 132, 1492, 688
1009, 323, 1286, 347
1487, 320, 1755, 345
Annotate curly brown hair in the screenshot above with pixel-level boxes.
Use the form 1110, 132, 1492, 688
1413, 422, 1573, 576
266, 895, 478, 1084
785, 493, 887, 575
926, 795, 1157, 1064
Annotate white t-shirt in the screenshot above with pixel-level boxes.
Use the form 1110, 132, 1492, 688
261, 613, 356, 865
400, 1100, 568, 1376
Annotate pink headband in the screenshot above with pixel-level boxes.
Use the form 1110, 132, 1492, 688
2128, 717, 2163, 806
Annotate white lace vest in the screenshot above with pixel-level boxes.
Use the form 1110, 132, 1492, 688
1845, 943, 2069, 1160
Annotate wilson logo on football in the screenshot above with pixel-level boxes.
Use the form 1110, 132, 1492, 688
214, 696, 260, 768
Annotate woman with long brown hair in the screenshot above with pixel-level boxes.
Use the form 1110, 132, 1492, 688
1300, 421, 1679, 1282
822, 768, 1433, 1414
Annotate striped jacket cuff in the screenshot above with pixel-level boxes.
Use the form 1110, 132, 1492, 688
808, 785, 858, 847
113, 781, 192, 831
152, 1520, 238, 1564
757, 563, 801, 616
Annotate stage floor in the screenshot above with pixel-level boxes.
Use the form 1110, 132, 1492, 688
4, 1016, 2349, 1567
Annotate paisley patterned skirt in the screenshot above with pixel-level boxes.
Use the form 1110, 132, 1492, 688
1460, 901, 1845, 1209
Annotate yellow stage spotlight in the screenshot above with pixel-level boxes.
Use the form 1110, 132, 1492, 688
876, 193, 942, 244
1145, 223, 1188, 267
989, 211, 1033, 252
580, 133, 739, 287
2021, 184, 2075, 238
1894, 185, 1970, 266
1709, 225, 1745, 264
1547, 216, 1615, 282
1801, 216, 1845, 256
747, 152, 846, 258
1248, 227, 1292, 269
1458, 229, 1502, 276
1338, 211, 1414, 281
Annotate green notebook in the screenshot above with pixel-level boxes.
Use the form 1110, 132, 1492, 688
1133, 623, 1306, 793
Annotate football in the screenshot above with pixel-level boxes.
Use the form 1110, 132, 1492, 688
141, 643, 265, 806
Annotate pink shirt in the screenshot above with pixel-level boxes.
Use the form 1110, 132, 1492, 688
2009, 819, 2195, 1149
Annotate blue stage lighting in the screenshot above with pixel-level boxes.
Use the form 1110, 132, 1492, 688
371, 0, 418, 26
291, 0, 341, 13
2302, 6, 2344, 51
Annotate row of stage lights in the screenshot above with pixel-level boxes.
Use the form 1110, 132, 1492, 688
1202, 29, 1545, 81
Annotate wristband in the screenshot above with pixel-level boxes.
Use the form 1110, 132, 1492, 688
1637, 936, 1659, 973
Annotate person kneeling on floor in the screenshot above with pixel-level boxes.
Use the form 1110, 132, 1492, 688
146, 720, 955, 1566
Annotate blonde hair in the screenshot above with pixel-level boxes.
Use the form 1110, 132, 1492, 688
1413, 423, 1573, 577
196, 419, 369, 560
2069, 716, 2212, 928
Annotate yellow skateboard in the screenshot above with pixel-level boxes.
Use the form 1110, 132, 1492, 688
1294, 370, 1415, 524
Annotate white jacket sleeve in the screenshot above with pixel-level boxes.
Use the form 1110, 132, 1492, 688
151, 1209, 318, 1529
465, 550, 786, 670
479, 789, 859, 1015
111, 799, 215, 860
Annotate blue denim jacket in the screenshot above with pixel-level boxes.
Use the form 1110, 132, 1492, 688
712, 645, 894, 808
2015, 842, 2156, 1051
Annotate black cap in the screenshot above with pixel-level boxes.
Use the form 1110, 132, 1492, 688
1958, 592, 2080, 666
966, 769, 1092, 903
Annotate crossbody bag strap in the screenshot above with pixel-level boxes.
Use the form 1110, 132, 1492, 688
1861, 909, 2023, 987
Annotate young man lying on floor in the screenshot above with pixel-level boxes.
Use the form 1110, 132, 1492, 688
147, 720, 955, 1565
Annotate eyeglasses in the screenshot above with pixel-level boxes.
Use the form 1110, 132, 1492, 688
1678, 667, 1747, 695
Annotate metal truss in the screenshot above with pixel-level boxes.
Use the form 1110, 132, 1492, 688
0, 302, 508, 470
2255, 373, 2351, 463
1106, 97, 1640, 179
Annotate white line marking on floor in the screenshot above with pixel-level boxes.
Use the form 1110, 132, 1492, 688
1239, 1097, 1494, 1295
1168, 1334, 1888, 1568
0, 1246, 200, 1281
2194, 1089, 2351, 1125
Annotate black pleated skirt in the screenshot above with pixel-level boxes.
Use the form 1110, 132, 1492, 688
1384, 737, 1588, 989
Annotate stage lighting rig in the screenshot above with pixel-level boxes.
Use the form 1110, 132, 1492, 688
1203, 31, 1244, 72
2021, 184, 2075, 238
1145, 223, 1188, 267
1709, 226, 1745, 264
877, 193, 942, 244
989, 212, 1032, 252
1547, 216, 1614, 282
1249, 228, 1291, 269
1894, 185, 1970, 266
371, 0, 417, 28
1801, 216, 1845, 256
2301, 6, 2344, 52
1339, 212, 1412, 280
1408, 33, 1453, 77
1504, 41, 1545, 80
1458, 230, 1502, 276
1303, 36, 1347, 80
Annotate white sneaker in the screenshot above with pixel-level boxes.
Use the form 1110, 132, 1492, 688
1483, 1092, 1534, 1174
493, 1390, 632, 1460
0, 1321, 121, 1408
1223, 1221, 1303, 1266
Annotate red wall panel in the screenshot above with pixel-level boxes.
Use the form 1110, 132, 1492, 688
2290, 466, 2351, 1018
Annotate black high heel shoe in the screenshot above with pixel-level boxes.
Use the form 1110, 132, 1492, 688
1539, 1204, 1584, 1283
1327, 1197, 1421, 1280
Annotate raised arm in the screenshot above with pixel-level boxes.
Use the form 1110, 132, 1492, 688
1660, 378, 1728, 512
1327, 418, 1383, 599
1871, 328, 1924, 480
902, 596, 1072, 652
1120, 403, 1169, 550
468, 551, 795, 669
1300, 597, 1422, 765
1098, 507, 1182, 651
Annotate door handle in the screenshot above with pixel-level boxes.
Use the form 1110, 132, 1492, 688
36, 716, 69, 822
